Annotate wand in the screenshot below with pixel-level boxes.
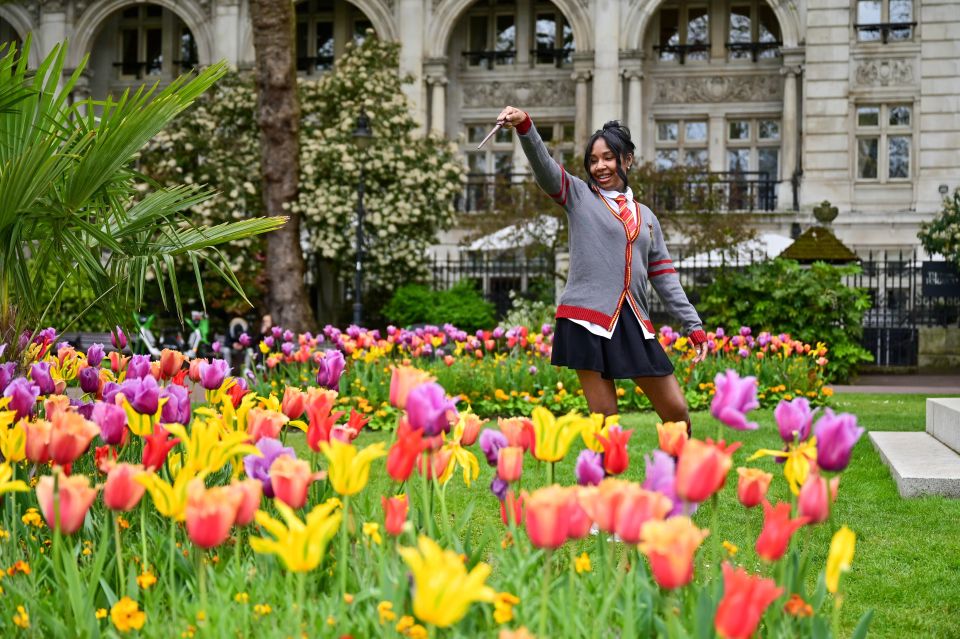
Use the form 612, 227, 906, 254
476, 120, 505, 150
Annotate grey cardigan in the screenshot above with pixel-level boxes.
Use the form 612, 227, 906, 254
517, 116, 706, 344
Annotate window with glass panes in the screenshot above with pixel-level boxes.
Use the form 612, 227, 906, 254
117, 5, 164, 78
726, 118, 780, 180
655, 120, 708, 169
465, 1, 517, 68
655, 1, 710, 62
727, 0, 781, 60
0, 19, 22, 54
533, 7, 574, 65
296, 0, 335, 72
855, 0, 914, 42
855, 104, 911, 180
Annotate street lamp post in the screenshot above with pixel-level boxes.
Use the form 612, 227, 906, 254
352, 111, 372, 326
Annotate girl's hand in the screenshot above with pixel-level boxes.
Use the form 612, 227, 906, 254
692, 342, 708, 364
496, 106, 527, 129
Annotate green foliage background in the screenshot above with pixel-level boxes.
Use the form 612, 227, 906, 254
382, 281, 495, 332
918, 188, 960, 267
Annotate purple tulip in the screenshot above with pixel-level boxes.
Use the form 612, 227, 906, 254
102, 381, 122, 405
92, 401, 128, 445
3, 378, 40, 420
126, 354, 152, 380
282, 330, 295, 343
238, 333, 251, 347
715, 327, 725, 338
642, 450, 685, 517
263, 336, 275, 349
244, 438, 295, 498
86, 343, 105, 368
112, 326, 127, 350
271, 327, 283, 339
709, 369, 759, 431
406, 382, 458, 437
315, 349, 346, 392
0, 343, 5, 359
29, 362, 55, 395
74, 400, 95, 420
118, 375, 161, 415
34, 327, 57, 345
479, 428, 508, 466
489, 476, 509, 501
528, 366, 538, 375
775, 397, 816, 443
813, 409, 865, 472
79, 366, 101, 394
575, 449, 605, 486
160, 384, 191, 425
212, 341, 222, 353
346, 325, 361, 339
0, 362, 16, 394
198, 359, 230, 391
492, 327, 505, 339
281, 342, 294, 357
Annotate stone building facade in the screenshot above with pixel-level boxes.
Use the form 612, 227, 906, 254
2, 0, 958, 257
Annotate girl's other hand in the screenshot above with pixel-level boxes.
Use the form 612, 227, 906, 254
496, 106, 527, 129
692, 342, 708, 364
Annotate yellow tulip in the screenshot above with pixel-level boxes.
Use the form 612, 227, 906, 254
439, 440, 480, 487
826, 525, 856, 594
530, 406, 589, 463
0, 462, 29, 497
0, 417, 26, 463
580, 412, 620, 452
747, 437, 818, 495
136, 466, 199, 522
119, 395, 169, 437
320, 439, 387, 496
398, 536, 495, 627
164, 417, 259, 476
249, 498, 342, 572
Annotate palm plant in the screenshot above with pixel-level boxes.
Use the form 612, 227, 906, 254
0, 39, 286, 355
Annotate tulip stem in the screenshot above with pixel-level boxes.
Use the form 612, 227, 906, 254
168, 520, 178, 619
114, 511, 125, 596
197, 549, 207, 618
339, 494, 351, 596
296, 571, 306, 632
140, 503, 149, 572
539, 548, 552, 639
710, 492, 721, 572
546, 462, 554, 487
420, 452, 433, 538
624, 548, 636, 639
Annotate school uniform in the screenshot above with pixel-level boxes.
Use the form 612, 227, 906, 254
516, 114, 707, 380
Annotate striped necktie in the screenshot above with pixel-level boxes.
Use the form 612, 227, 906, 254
615, 194, 637, 236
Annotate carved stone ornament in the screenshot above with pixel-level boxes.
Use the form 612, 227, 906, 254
855, 59, 914, 87
40, 0, 67, 14
653, 74, 783, 103
462, 79, 576, 108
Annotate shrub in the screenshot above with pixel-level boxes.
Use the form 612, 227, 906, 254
698, 258, 873, 381
383, 280, 495, 332
918, 187, 960, 268
382, 284, 435, 327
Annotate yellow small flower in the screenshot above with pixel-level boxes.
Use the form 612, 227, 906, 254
377, 601, 396, 624
196, 611, 207, 622
111, 597, 146, 633
234, 592, 249, 604
326, 615, 335, 625
96, 608, 107, 620
574, 551, 592, 574
396, 615, 415, 633
253, 603, 272, 616
343, 593, 355, 604
137, 571, 157, 590
0, 528, 9, 540
13, 605, 29, 629
21, 508, 43, 528
82, 547, 92, 556
117, 516, 131, 530
722, 540, 738, 557
493, 592, 520, 624
363, 522, 383, 546
408, 624, 428, 639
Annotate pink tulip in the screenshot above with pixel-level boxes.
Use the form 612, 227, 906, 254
103, 463, 146, 512
710, 370, 759, 430
231, 478, 262, 526
185, 479, 241, 549
36, 472, 99, 535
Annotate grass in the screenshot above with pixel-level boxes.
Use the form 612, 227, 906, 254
289, 392, 960, 638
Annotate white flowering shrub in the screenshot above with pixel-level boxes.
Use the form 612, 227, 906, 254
919, 188, 960, 267
141, 36, 465, 313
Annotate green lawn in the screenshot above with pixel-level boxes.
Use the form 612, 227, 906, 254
290, 393, 960, 638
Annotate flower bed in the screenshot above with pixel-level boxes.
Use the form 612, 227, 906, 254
0, 331, 867, 637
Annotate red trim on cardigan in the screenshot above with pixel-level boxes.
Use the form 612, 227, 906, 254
516, 113, 532, 135
548, 168, 567, 205
556, 304, 616, 329
649, 268, 678, 278
625, 293, 656, 335
689, 329, 707, 345
649, 259, 672, 267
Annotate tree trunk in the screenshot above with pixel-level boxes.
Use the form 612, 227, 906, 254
249, 0, 317, 332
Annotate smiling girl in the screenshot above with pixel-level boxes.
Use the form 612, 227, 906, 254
496, 106, 708, 431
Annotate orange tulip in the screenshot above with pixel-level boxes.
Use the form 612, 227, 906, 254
656, 421, 688, 457
736, 467, 773, 509
714, 562, 783, 639
458, 413, 486, 446
382, 494, 408, 536
639, 516, 709, 589
185, 479, 241, 549
612, 485, 673, 544
23, 419, 52, 464
43, 395, 71, 420
675, 438, 741, 503
49, 411, 100, 466
246, 408, 289, 443
497, 446, 524, 483
389, 365, 435, 409
523, 485, 573, 548
577, 477, 630, 533
281, 386, 307, 420
231, 478, 262, 526
755, 500, 809, 561
270, 454, 317, 509
565, 489, 593, 539
103, 463, 146, 512
416, 448, 453, 479
797, 470, 839, 524
497, 417, 536, 453
36, 472, 99, 534
159, 349, 186, 380
188, 358, 206, 383
305, 388, 344, 451
109, 351, 130, 375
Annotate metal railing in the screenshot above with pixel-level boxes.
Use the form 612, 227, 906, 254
725, 41, 782, 61
653, 43, 710, 64
461, 50, 517, 67
854, 22, 917, 43
645, 170, 779, 212
431, 255, 555, 317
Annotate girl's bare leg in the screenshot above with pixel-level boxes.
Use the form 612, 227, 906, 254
633, 374, 692, 435
575, 369, 618, 417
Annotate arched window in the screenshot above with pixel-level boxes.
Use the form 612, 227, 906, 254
462, 0, 575, 69
728, 0, 781, 61
110, 4, 196, 80
652, 0, 783, 63
0, 17, 23, 54
295, 0, 374, 75
655, 1, 710, 63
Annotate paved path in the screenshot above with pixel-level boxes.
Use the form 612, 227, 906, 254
831, 374, 960, 395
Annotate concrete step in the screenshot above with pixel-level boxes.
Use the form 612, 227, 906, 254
869, 431, 960, 498
927, 398, 960, 455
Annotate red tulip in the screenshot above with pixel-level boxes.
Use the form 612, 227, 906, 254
36, 472, 99, 535
270, 454, 315, 509
676, 438, 741, 503
226, 383, 249, 409
797, 470, 839, 524
305, 388, 344, 452
639, 516, 709, 589
499, 490, 524, 527
755, 500, 809, 561
331, 409, 369, 443
185, 479, 241, 549
49, 411, 100, 467
103, 463, 146, 512
94, 445, 118, 473
497, 446, 524, 483
142, 424, 179, 471
714, 562, 783, 639
382, 494, 408, 536
612, 485, 673, 544
280, 386, 307, 420
386, 418, 425, 482
230, 478, 262, 526
736, 467, 773, 509
596, 425, 633, 475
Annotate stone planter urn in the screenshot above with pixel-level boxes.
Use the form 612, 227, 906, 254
813, 200, 839, 224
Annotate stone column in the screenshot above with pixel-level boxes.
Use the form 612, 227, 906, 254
515, 0, 532, 66
571, 54, 593, 149
333, 0, 350, 59
708, 114, 725, 172
779, 56, 803, 210
591, 0, 621, 128
621, 51, 644, 160
398, 0, 425, 135
38, 1, 67, 61
213, 0, 242, 66
424, 58, 448, 137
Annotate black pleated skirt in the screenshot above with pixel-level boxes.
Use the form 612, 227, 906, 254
551, 316, 674, 380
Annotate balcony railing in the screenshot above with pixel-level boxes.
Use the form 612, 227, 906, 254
725, 41, 782, 61
458, 172, 517, 212
530, 47, 574, 66
854, 22, 916, 43
296, 56, 335, 74
113, 59, 198, 79
653, 43, 710, 64
461, 50, 517, 68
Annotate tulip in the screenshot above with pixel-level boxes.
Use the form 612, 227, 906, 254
386, 419, 425, 482
457, 412, 486, 446
498, 417, 536, 453
710, 370, 759, 430
305, 387, 344, 451
676, 438, 740, 503
495, 446, 523, 483
826, 525, 856, 593
43, 395, 71, 419
30, 362, 55, 395
4, 378, 40, 421
639, 516, 710, 589
112, 326, 127, 350
489, 476, 509, 501
566, 491, 593, 539
0, 418, 26, 463
656, 421, 688, 457
246, 407, 289, 443
86, 344, 105, 368
774, 397, 815, 443
613, 485, 673, 544
382, 494, 409, 536
126, 354, 151, 380
108, 351, 129, 375
530, 406, 588, 463
479, 428, 508, 466
49, 410, 100, 466
0, 361, 15, 394
230, 479, 262, 526
270, 454, 317, 509
499, 490, 524, 527
141, 424, 179, 471
316, 349, 346, 391
797, 470, 839, 524
578, 477, 630, 533
103, 463, 146, 511
198, 359, 230, 391
813, 409, 864, 472
575, 449, 605, 486
523, 485, 575, 548
398, 536, 495, 627
755, 500, 810, 561
389, 365, 435, 409
736, 467, 773, 509
117, 375, 163, 418
95, 445, 118, 473
406, 382, 458, 437
280, 386, 307, 420
159, 349, 185, 380
78, 366, 101, 395
331, 408, 369, 443
417, 448, 453, 479
596, 424, 633, 475
185, 479, 241, 549
642, 450, 685, 516
23, 419, 52, 463
249, 498, 342, 572
244, 437, 296, 498
188, 358, 206, 383
0, 462, 29, 499
714, 562, 783, 639
36, 472, 99, 534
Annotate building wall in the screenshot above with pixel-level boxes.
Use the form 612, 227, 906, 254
3, 0, 958, 259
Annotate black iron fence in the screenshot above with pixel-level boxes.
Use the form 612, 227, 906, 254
430, 255, 555, 317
